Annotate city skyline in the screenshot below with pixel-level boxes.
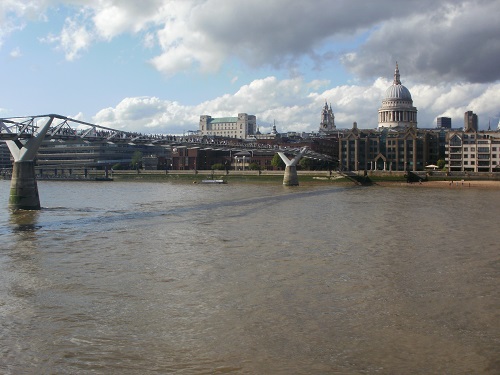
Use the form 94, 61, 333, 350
1, 0, 499, 135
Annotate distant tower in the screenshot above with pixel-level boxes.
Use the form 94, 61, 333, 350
271, 121, 278, 135
319, 101, 336, 134
437, 117, 451, 129
464, 111, 478, 132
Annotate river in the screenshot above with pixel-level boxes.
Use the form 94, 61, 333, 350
0, 179, 498, 374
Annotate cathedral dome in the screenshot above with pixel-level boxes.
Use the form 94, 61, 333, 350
384, 63, 412, 101
378, 63, 418, 129
384, 83, 412, 101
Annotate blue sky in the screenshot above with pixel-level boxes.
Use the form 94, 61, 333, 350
1, 0, 499, 134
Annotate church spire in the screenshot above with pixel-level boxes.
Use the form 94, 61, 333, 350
394, 62, 401, 85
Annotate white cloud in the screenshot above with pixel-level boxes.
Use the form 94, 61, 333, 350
41, 14, 94, 61
93, 96, 197, 133
9, 47, 22, 58
89, 76, 499, 135
91, 0, 165, 40
8, 0, 498, 85
0, 1, 39, 47
59, 18, 93, 61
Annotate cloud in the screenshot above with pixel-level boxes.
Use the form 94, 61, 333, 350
0, 0, 42, 46
93, 96, 197, 134
343, 0, 500, 84
10, 0, 499, 87
91, 0, 165, 40
89, 76, 499, 135
41, 12, 94, 61
9, 47, 22, 58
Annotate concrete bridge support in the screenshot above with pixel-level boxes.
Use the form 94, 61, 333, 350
277, 147, 307, 186
3, 116, 54, 210
9, 161, 40, 210
283, 165, 299, 186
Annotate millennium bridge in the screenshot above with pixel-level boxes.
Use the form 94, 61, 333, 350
1, 114, 333, 210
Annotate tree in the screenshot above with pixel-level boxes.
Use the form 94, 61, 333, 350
248, 162, 260, 170
131, 151, 143, 169
437, 159, 445, 170
271, 153, 285, 170
299, 157, 313, 170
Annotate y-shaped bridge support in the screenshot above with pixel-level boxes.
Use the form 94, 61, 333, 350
277, 147, 308, 186
3, 117, 54, 210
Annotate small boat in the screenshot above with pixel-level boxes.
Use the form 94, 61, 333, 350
201, 179, 226, 184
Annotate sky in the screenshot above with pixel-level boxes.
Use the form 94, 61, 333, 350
1, 0, 499, 135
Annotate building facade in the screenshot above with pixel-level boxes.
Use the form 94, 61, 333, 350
35, 140, 167, 173
464, 111, 478, 132
437, 117, 452, 129
339, 123, 441, 171
378, 63, 417, 129
199, 113, 256, 139
446, 130, 500, 172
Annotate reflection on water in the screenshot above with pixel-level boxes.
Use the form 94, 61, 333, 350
0, 180, 498, 374
9, 209, 40, 232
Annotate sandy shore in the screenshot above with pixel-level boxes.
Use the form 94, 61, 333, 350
376, 180, 500, 189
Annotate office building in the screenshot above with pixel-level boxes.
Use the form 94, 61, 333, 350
437, 117, 452, 129
464, 111, 478, 132
199, 113, 256, 139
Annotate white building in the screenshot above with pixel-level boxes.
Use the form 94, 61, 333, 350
378, 63, 418, 129
446, 130, 500, 172
199, 113, 256, 139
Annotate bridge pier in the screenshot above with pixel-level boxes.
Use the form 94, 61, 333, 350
3, 116, 54, 210
283, 165, 299, 186
9, 161, 40, 210
278, 147, 307, 186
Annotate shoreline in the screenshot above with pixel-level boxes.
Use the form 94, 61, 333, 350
4, 171, 500, 189
376, 179, 500, 189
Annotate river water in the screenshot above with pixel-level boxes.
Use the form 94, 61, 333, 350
0, 179, 498, 374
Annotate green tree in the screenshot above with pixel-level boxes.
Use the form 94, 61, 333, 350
248, 162, 260, 170
131, 151, 143, 169
437, 159, 446, 170
271, 153, 285, 170
299, 157, 313, 170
